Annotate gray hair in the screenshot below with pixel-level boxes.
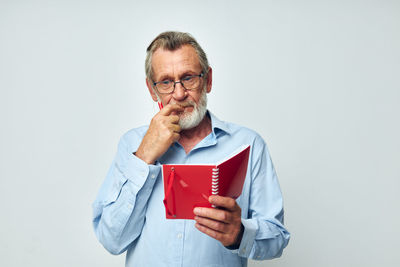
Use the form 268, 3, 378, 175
145, 31, 210, 81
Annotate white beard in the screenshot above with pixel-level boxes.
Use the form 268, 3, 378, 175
177, 91, 207, 130
156, 89, 208, 130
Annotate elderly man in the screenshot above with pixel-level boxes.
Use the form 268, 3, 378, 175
92, 31, 290, 267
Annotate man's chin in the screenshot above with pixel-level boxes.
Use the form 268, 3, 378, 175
178, 110, 192, 119
179, 111, 204, 130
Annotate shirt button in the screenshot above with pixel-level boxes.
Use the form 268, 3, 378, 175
177, 233, 183, 239
151, 174, 156, 179
241, 248, 246, 254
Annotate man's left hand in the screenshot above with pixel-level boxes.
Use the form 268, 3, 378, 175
193, 195, 243, 247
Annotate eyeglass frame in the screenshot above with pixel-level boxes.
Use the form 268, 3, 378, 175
152, 72, 205, 95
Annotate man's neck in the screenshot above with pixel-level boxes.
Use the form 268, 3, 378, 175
178, 113, 212, 154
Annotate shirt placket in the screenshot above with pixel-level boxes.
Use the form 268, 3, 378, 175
171, 219, 185, 266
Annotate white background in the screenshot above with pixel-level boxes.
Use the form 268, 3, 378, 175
1, 0, 399, 266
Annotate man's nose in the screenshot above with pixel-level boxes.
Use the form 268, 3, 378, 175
172, 82, 187, 100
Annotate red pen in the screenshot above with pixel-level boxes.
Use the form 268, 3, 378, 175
158, 102, 163, 110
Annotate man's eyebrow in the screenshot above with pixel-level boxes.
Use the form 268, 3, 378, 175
155, 74, 173, 81
156, 71, 198, 81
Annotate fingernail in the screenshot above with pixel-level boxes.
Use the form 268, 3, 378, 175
193, 208, 200, 214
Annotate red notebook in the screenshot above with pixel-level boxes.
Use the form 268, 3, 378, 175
162, 145, 250, 219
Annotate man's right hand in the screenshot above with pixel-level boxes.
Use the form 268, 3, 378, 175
135, 104, 184, 164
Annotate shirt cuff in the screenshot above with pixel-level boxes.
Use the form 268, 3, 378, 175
121, 152, 161, 190
232, 218, 257, 257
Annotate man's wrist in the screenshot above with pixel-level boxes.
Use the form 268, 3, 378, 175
133, 151, 155, 165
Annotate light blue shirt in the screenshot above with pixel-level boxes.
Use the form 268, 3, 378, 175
92, 111, 290, 267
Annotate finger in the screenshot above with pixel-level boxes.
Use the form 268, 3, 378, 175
160, 104, 184, 116
172, 133, 180, 142
194, 215, 228, 233
193, 207, 232, 223
168, 115, 180, 124
208, 196, 238, 211
195, 222, 224, 242
195, 222, 240, 247
169, 124, 181, 133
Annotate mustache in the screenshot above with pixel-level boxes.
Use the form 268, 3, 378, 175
170, 100, 196, 108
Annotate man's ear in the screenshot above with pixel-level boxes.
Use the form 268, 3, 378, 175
206, 67, 212, 93
146, 78, 158, 102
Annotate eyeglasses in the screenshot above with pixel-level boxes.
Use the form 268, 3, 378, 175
152, 72, 204, 95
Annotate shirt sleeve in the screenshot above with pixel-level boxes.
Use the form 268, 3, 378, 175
231, 136, 290, 260
92, 133, 161, 255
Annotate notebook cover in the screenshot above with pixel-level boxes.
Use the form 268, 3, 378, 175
162, 165, 214, 219
217, 145, 250, 198
162, 145, 250, 219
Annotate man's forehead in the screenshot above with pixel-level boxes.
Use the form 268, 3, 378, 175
151, 45, 201, 78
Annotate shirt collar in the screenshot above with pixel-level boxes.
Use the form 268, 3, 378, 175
171, 110, 230, 152
208, 110, 231, 136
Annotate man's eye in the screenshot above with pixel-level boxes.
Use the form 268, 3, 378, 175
182, 76, 194, 81
161, 80, 171, 85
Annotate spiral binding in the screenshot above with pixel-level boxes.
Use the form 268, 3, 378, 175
211, 168, 219, 207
